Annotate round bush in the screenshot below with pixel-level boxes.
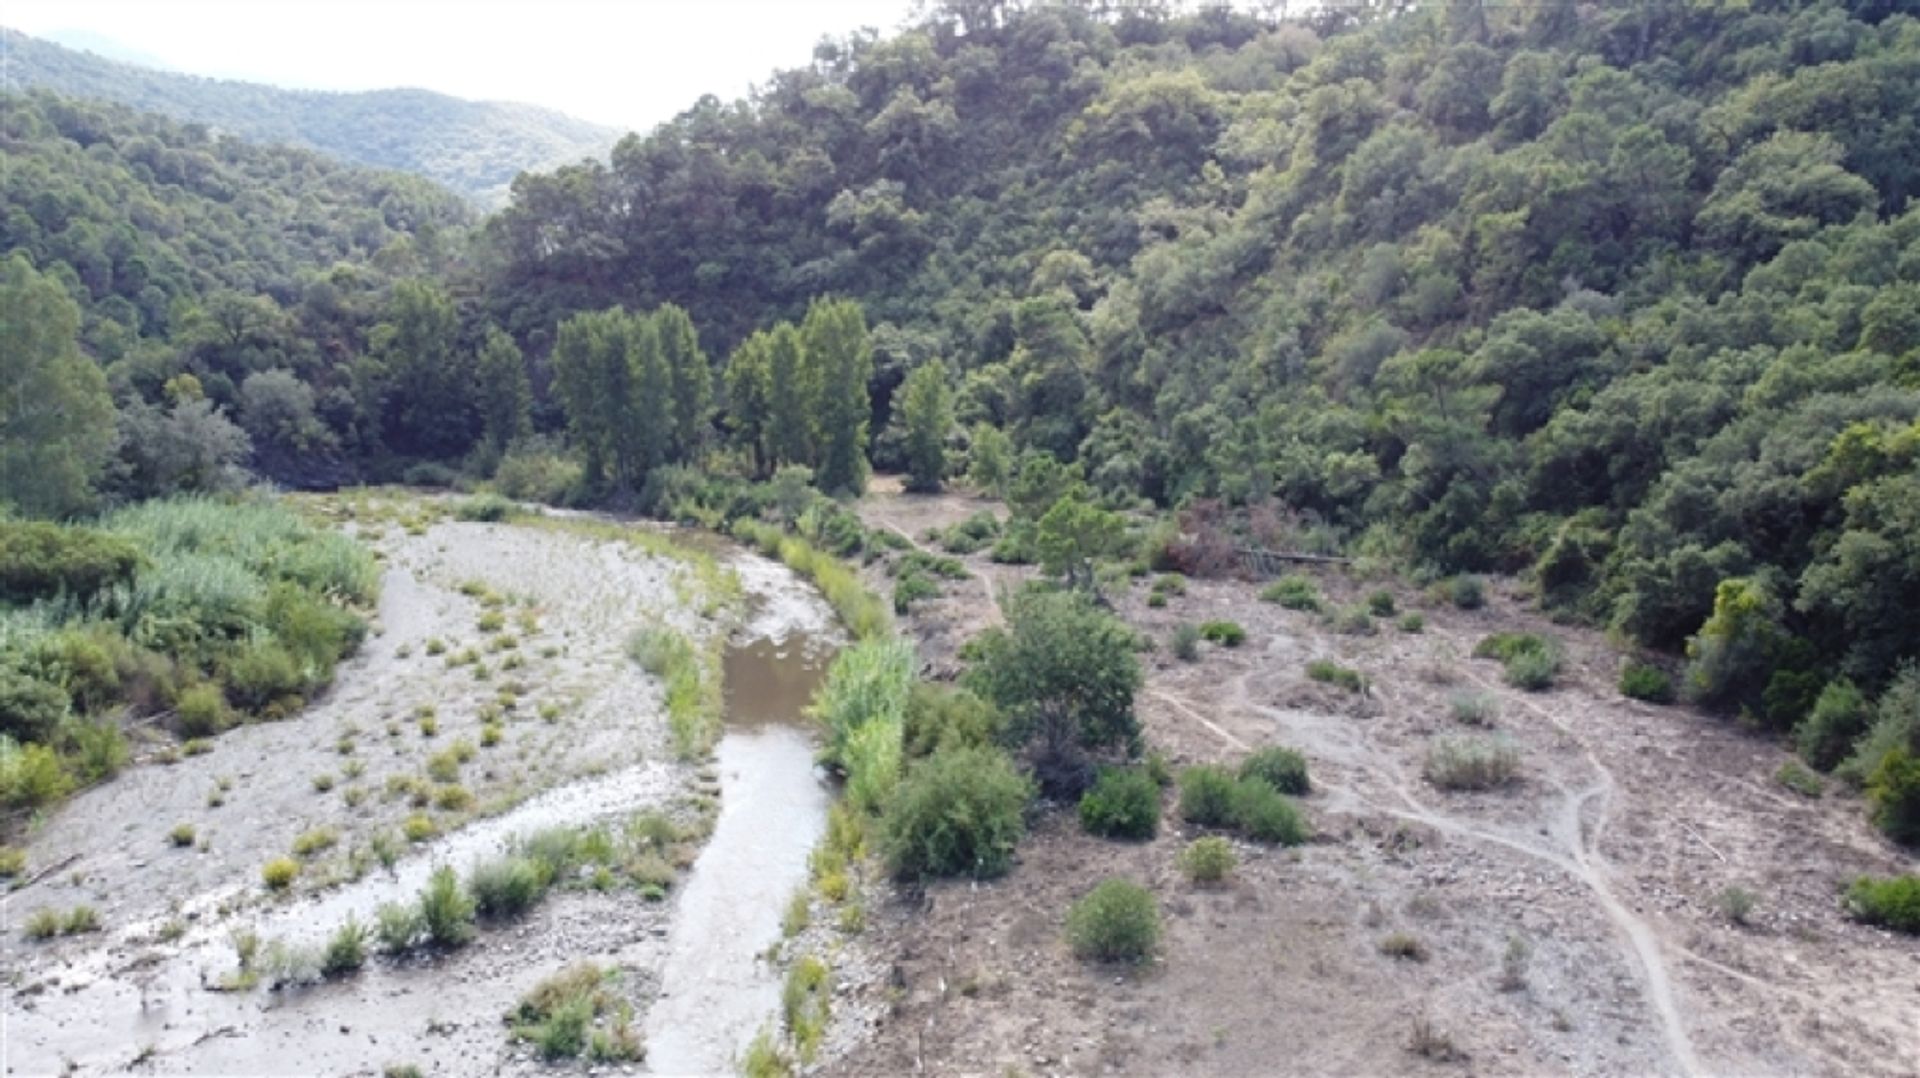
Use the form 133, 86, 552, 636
1230, 779, 1308, 845
1867, 748, 1920, 846
882, 746, 1032, 879
1177, 836, 1236, 883
261, 856, 299, 890
1239, 746, 1310, 795
470, 855, 547, 919
1199, 621, 1246, 647
1796, 679, 1870, 772
1845, 874, 1920, 934
1066, 879, 1159, 962
0, 668, 68, 743
1178, 766, 1238, 827
1618, 662, 1674, 704
1078, 767, 1160, 840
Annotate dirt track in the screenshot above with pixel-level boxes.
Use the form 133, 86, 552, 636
835, 484, 1920, 1077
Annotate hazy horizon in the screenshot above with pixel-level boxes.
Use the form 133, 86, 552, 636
4, 0, 916, 134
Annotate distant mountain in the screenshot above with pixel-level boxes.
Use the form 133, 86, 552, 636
0, 27, 619, 205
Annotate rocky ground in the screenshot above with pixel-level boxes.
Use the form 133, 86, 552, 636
829, 482, 1920, 1078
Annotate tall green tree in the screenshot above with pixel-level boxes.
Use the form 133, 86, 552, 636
765, 322, 813, 470
0, 254, 116, 517
725, 330, 774, 477
474, 327, 531, 457
551, 309, 634, 488
802, 297, 873, 493
897, 361, 954, 492
653, 303, 711, 461
371, 279, 472, 459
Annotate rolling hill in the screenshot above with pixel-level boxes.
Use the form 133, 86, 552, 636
0, 26, 619, 205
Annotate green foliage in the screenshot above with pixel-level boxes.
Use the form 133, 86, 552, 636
782, 955, 832, 1063
1774, 760, 1824, 798
1366, 591, 1397, 617
453, 495, 514, 523
0, 738, 72, 809
509, 963, 641, 1062
892, 569, 940, 615
1474, 632, 1562, 691
1619, 662, 1675, 704
1170, 624, 1201, 662
1177, 836, 1235, 884
417, 865, 476, 948
322, 918, 368, 977
1239, 746, 1310, 795
1424, 736, 1521, 791
1035, 492, 1128, 588
808, 637, 914, 777
1261, 575, 1321, 611
261, 856, 299, 890
1445, 577, 1485, 611
1844, 875, 1920, 934
1229, 779, 1308, 845
965, 589, 1141, 796
0, 522, 142, 605
966, 424, 1013, 497
898, 362, 954, 493
1305, 660, 1367, 694
628, 626, 721, 759
469, 856, 547, 920
0, 254, 116, 517
1077, 767, 1160, 840
901, 680, 1001, 761
881, 746, 1031, 879
1198, 620, 1246, 647
1065, 879, 1159, 963
1797, 679, 1872, 772
1177, 766, 1238, 828
1867, 748, 1920, 845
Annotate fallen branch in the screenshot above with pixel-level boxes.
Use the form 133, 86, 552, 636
5, 852, 82, 895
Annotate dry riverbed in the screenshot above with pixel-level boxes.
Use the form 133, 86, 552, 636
2, 495, 841, 1076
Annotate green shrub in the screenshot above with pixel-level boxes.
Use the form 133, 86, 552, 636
1475, 632, 1562, 691
222, 639, 307, 713
322, 917, 368, 976
1716, 885, 1757, 925
1774, 760, 1824, 798
0, 522, 143, 603
1331, 605, 1376, 636
1065, 879, 1159, 962
0, 667, 69, 743
174, 682, 229, 737
24, 907, 64, 940
418, 865, 475, 948
1177, 836, 1236, 883
1230, 778, 1308, 844
66, 719, 127, 782
262, 856, 299, 890
509, 963, 639, 1062
782, 955, 832, 1062
892, 570, 940, 614
1078, 767, 1160, 840
881, 746, 1031, 879
1449, 690, 1498, 726
1178, 765, 1238, 827
168, 822, 196, 847
470, 855, 547, 919
843, 718, 902, 816
0, 738, 73, 808
1397, 612, 1425, 633
1446, 575, 1485, 609
453, 495, 514, 523
1796, 679, 1871, 772
1619, 662, 1675, 704
1171, 624, 1201, 662
742, 1027, 791, 1078
810, 637, 914, 773
1366, 590, 1396, 616
1867, 748, 1920, 845
375, 902, 422, 953
901, 681, 1001, 761
1239, 746, 1310, 795
291, 826, 337, 858
1146, 592, 1167, 608
1199, 621, 1246, 647
1260, 575, 1320, 611
1305, 660, 1367, 693
1379, 932, 1429, 961
0, 845, 24, 877
1424, 736, 1521, 791
1844, 875, 1920, 934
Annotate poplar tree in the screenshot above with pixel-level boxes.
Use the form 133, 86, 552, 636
802, 297, 873, 494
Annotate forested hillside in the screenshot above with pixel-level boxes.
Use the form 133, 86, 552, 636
485, 0, 1920, 716
0, 28, 619, 204
1, 90, 474, 495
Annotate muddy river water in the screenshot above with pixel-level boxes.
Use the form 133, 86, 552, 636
3, 525, 839, 1076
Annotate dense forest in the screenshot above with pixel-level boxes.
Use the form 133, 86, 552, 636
3, 0, 1918, 842
0, 28, 619, 205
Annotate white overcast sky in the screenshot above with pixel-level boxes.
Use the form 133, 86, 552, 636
5, 0, 918, 133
